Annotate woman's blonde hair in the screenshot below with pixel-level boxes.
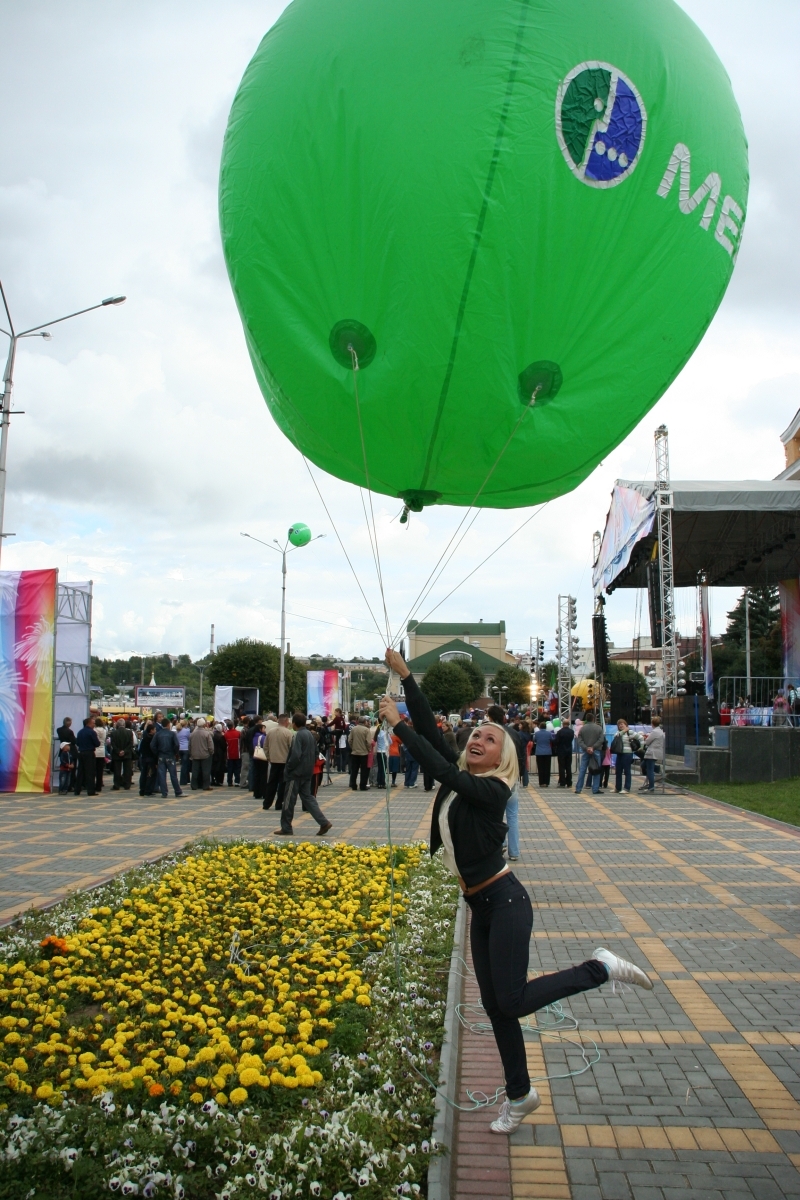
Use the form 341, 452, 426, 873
457, 724, 519, 789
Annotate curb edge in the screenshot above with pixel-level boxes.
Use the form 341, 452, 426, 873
427, 892, 466, 1200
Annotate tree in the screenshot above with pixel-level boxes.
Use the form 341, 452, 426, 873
350, 668, 391, 702
604, 661, 649, 706
459, 658, 487, 703
489, 663, 531, 705
420, 662, 475, 714
207, 638, 306, 714
711, 586, 782, 679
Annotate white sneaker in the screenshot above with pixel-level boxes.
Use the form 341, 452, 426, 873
490, 1087, 541, 1133
593, 946, 653, 990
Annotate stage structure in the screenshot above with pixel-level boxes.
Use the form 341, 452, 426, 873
593, 464, 800, 724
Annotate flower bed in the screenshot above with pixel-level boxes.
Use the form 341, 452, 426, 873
0, 840, 458, 1199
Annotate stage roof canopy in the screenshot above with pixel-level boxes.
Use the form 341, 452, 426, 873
594, 480, 800, 593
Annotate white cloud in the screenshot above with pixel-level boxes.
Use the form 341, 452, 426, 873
0, 0, 797, 663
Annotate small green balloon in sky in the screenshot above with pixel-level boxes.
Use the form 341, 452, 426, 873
220, 0, 748, 511
288, 523, 312, 547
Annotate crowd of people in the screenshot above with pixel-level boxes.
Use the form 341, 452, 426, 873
54, 703, 666, 848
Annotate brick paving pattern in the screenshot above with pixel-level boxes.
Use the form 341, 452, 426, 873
451, 781, 800, 1200
0, 772, 432, 923
2, 769, 800, 1200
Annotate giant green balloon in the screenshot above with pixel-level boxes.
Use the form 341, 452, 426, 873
220, 0, 748, 511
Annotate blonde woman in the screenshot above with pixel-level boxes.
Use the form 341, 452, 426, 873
380, 650, 653, 1135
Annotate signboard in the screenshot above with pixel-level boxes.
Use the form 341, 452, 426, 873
306, 669, 341, 717
134, 685, 186, 710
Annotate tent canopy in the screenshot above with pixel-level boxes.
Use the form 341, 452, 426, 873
597, 480, 800, 592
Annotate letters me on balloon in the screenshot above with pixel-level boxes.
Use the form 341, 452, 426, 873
657, 143, 744, 258
220, 0, 749, 512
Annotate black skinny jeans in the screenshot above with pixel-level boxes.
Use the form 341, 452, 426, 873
466, 873, 608, 1099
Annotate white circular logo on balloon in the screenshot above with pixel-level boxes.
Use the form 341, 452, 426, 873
556, 62, 647, 188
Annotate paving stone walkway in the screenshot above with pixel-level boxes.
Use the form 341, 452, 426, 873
450, 782, 800, 1200
2, 771, 799, 1200
0, 773, 431, 923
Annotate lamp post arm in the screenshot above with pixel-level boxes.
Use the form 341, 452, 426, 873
18, 296, 126, 338
0, 287, 125, 567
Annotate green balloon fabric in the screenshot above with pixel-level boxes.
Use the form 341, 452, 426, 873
220, 0, 748, 510
288, 523, 312, 547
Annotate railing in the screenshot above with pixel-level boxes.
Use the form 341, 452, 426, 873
717, 676, 798, 726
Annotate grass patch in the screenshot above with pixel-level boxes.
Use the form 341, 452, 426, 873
690, 778, 800, 827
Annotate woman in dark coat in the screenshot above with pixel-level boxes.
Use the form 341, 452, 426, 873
251, 722, 269, 801
137, 722, 157, 796
380, 649, 654, 1137
211, 723, 228, 787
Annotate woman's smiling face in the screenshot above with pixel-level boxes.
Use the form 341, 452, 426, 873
465, 724, 504, 772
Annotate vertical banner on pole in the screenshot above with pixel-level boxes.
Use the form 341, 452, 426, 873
778, 579, 800, 683
0, 569, 57, 793
306, 669, 341, 717
700, 582, 714, 700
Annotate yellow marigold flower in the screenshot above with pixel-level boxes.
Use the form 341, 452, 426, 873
190, 1091, 204, 1103
35, 1082, 54, 1100
78, 1052, 96, 1064
165, 1056, 186, 1074
355, 995, 371, 1007
215, 1091, 228, 1105
229, 1086, 248, 1104
238, 1067, 260, 1087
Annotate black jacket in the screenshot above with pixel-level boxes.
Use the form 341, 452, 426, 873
110, 726, 134, 759
393, 676, 510, 888
285, 727, 316, 780
553, 726, 574, 755
152, 726, 180, 758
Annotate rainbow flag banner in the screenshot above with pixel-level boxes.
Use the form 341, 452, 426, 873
306, 669, 341, 718
0, 569, 57, 793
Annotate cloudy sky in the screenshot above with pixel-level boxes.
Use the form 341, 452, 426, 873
1, 0, 798, 666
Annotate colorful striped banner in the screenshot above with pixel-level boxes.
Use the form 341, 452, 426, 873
306, 669, 341, 717
0, 569, 57, 793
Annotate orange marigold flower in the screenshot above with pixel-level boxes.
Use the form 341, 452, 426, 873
40, 936, 69, 957
148, 1083, 165, 1097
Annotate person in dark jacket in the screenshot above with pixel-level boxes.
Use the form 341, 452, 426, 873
74, 717, 100, 795
211, 723, 227, 786
552, 720, 574, 788
138, 723, 158, 796
152, 718, 183, 798
380, 650, 653, 1136
275, 713, 332, 836
57, 717, 77, 770
110, 718, 135, 790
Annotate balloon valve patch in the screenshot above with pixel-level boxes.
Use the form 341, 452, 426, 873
329, 320, 377, 369
517, 361, 563, 406
398, 490, 442, 523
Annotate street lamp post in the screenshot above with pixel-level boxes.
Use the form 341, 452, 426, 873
241, 529, 324, 712
0, 283, 126, 566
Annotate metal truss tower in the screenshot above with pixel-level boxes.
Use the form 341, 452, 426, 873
556, 594, 577, 722
654, 424, 678, 698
